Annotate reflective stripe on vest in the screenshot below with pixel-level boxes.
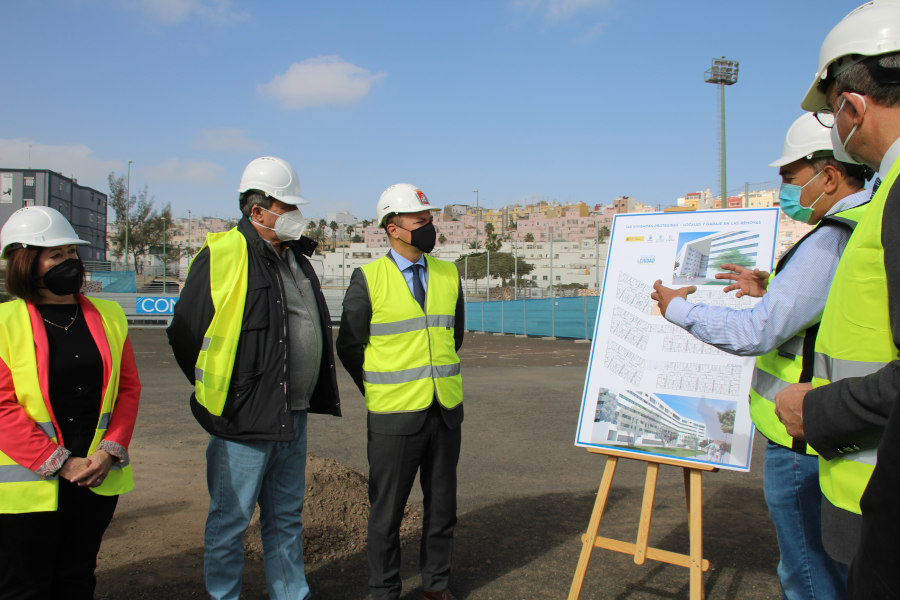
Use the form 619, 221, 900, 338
0, 297, 133, 513
749, 205, 867, 450
192, 228, 250, 417
811, 157, 900, 514
360, 255, 462, 414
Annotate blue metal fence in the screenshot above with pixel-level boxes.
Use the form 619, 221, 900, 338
464, 296, 600, 339
89, 271, 137, 293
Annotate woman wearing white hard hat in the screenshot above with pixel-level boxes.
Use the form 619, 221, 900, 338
0, 206, 141, 599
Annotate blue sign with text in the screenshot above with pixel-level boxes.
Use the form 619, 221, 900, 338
136, 297, 178, 315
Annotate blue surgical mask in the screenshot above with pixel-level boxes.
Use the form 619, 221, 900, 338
779, 170, 825, 224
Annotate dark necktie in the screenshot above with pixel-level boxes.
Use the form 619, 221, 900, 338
411, 264, 426, 309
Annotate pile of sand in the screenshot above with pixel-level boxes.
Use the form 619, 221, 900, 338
243, 453, 421, 563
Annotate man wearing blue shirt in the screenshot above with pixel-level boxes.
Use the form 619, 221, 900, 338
337, 184, 465, 600
650, 114, 873, 600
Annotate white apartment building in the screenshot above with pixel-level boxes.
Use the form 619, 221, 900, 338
316, 239, 611, 291
675, 230, 761, 284
592, 388, 707, 448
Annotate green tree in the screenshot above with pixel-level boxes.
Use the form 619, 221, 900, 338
352, 235, 363, 243
438, 233, 447, 244
468, 240, 482, 250
524, 233, 535, 242
717, 409, 735, 446
683, 434, 700, 457
454, 252, 533, 287
107, 172, 173, 273
329, 221, 339, 247
485, 229, 503, 252
711, 249, 754, 271
599, 225, 610, 243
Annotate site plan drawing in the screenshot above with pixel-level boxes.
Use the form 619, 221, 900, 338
575, 208, 780, 472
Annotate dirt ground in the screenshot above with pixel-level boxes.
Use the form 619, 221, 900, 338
94, 330, 781, 600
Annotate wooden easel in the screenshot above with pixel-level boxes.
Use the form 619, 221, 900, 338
568, 447, 718, 600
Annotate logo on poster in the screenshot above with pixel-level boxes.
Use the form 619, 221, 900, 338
637, 255, 656, 265
626, 236, 644, 242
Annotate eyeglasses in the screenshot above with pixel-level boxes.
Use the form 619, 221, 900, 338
814, 102, 837, 129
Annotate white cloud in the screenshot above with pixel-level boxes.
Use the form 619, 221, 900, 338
258, 56, 387, 110
194, 128, 263, 153
0, 138, 122, 180
143, 158, 226, 184
509, 0, 613, 20
128, 0, 249, 25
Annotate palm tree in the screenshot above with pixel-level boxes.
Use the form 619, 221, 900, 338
329, 221, 339, 248
524, 233, 535, 242
438, 233, 447, 245
599, 225, 611, 244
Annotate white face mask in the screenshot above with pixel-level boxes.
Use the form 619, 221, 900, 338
830, 94, 866, 166
256, 207, 306, 241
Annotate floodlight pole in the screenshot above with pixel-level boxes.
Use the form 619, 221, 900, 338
514, 236, 518, 301
550, 225, 555, 337
705, 57, 739, 208
125, 160, 132, 271
162, 217, 167, 293
720, 81, 727, 207
464, 256, 468, 329
473, 189, 479, 250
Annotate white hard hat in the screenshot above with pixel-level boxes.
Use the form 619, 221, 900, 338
769, 113, 835, 167
0, 206, 89, 259
801, 0, 900, 112
376, 183, 440, 227
238, 156, 309, 206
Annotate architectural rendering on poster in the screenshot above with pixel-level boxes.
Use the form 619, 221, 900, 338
591, 388, 737, 465
673, 230, 761, 286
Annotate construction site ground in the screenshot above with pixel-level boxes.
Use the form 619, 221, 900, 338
95, 330, 781, 600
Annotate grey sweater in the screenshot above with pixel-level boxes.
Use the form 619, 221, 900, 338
265, 242, 323, 411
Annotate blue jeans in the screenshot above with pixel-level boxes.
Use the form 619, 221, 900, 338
763, 441, 848, 600
204, 410, 310, 600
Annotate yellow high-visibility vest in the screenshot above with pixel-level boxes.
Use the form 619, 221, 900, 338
812, 156, 900, 514
192, 227, 249, 417
359, 255, 462, 413
749, 204, 868, 451
0, 297, 133, 514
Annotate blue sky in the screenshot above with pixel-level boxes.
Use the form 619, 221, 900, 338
0, 1, 861, 222
656, 393, 736, 440
676, 231, 716, 255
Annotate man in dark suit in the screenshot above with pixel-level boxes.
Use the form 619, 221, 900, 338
337, 183, 465, 600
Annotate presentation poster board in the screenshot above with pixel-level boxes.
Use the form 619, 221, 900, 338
575, 208, 781, 472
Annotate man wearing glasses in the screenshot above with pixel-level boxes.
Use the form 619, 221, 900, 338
650, 111, 871, 600
770, 1, 900, 589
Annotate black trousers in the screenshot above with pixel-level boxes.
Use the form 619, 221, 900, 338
367, 403, 462, 600
0, 433, 119, 600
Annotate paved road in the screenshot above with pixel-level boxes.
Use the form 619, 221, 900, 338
95, 329, 780, 600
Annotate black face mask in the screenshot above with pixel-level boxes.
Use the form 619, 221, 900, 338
397, 221, 437, 253
36, 258, 84, 296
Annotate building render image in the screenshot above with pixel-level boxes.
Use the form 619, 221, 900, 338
673, 230, 760, 285
592, 388, 707, 448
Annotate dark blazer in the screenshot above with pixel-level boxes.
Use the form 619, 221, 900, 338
848, 398, 900, 598
803, 177, 900, 563
168, 217, 341, 442
336, 254, 465, 435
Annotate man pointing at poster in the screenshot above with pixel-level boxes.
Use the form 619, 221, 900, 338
649, 112, 872, 600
